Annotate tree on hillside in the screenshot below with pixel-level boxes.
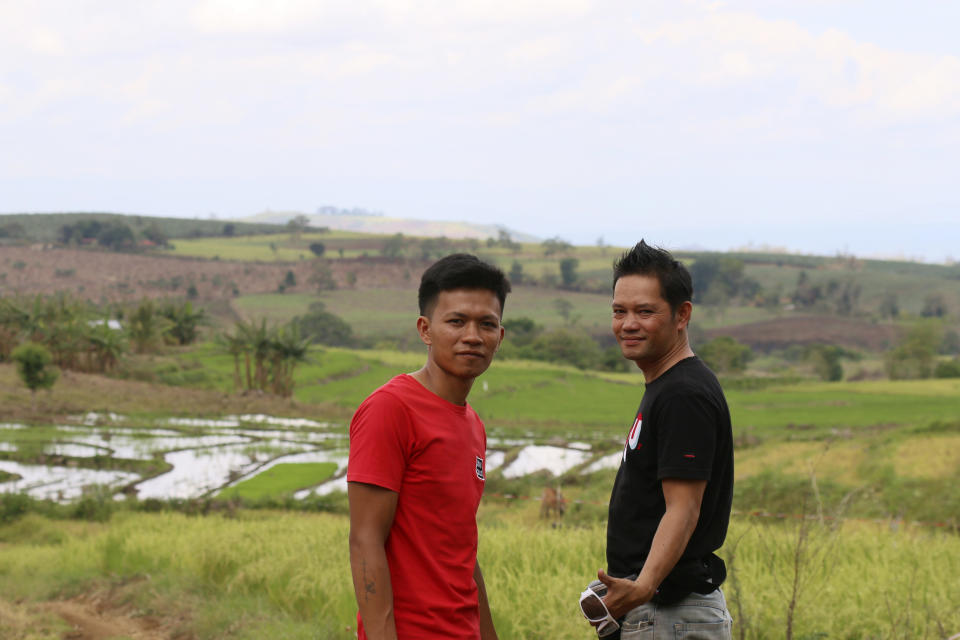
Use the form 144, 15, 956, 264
287, 214, 310, 240
884, 321, 942, 379
12, 342, 59, 409
806, 344, 844, 381
269, 324, 312, 397
309, 262, 337, 291
501, 316, 542, 348
309, 242, 326, 257
697, 336, 753, 374
559, 258, 579, 289
142, 223, 169, 248
921, 294, 948, 318
541, 236, 572, 257
552, 298, 576, 325
160, 301, 206, 345
0, 299, 29, 361
521, 327, 602, 370
509, 260, 524, 285
688, 255, 756, 305
127, 299, 169, 353
879, 293, 900, 320
381, 233, 407, 259
96, 222, 136, 250
86, 321, 126, 372
216, 328, 248, 391
292, 305, 354, 347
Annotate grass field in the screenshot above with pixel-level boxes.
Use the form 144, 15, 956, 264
219, 463, 338, 500
0, 510, 957, 639
164, 231, 394, 262
232, 285, 619, 338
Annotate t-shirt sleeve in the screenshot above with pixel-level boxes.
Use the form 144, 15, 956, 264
655, 390, 718, 481
347, 390, 412, 492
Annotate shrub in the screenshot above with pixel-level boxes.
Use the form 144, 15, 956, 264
934, 358, 960, 378
72, 485, 115, 522
12, 342, 59, 397
698, 336, 753, 374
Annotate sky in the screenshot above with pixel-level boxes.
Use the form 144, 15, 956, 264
3, 0, 959, 262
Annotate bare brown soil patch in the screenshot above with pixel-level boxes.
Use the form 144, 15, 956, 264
0, 247, 421, 304
704, 315, 902, 352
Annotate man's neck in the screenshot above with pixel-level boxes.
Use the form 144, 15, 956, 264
411, 363, 473, 405
637, 340, 695, 384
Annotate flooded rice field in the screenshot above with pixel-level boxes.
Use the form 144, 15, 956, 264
0, 413, 621, 502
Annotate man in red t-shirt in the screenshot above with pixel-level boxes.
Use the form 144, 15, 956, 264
348, 253, 510, 640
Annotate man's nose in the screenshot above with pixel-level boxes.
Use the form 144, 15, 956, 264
461, 322, 482, 343
622, 313, 642, 330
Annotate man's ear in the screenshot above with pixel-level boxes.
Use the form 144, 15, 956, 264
676, 301, 693, 331
416, 315, 432, 346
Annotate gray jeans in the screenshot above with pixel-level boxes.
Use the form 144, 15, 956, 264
617, 588, 732, 640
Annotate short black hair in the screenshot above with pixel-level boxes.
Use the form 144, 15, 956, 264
418, 253, 511, 317
612, 240, 693, 314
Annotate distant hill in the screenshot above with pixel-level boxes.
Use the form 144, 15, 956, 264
240, 210, 540, 243
0, 212, 290, 243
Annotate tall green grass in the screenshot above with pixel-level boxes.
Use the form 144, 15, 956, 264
0, 511, 957, 639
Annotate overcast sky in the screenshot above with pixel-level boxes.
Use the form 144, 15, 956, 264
3, 0, 959, 261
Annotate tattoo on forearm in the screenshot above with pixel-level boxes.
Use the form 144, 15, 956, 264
362, 558, 376, 600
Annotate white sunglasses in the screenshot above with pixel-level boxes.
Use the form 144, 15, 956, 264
579, 587, 620, 635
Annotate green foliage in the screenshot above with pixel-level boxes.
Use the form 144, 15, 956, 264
308, 262, 337, 291
698, 336, 754, 374
806, 344, 844, 381
508, 260, 524, 285
879, 292, 899, 319
218, 319, 312, 397
541, 236, 572, 256
380, 232, 407, 258
920, 293, 948, 318
308, 242, 326, 257
885, 321, 942, 380
161, 301, 206, 345
513, 327, 603, 370
934, 358, 960, 378
291, 306, 355, 347
559, 257, 579, 289
0, 493, 33, 524
1, 512, 958, 639
689, 255, 761, 305
501, 316, 541, 348
127, 299, 169, 353
72, 486, 115, 522
12, 342, 59, 394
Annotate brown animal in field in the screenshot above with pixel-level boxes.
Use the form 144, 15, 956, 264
540, 485, 566, 521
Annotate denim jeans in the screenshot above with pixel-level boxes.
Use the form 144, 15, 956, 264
615, 588, 732, 640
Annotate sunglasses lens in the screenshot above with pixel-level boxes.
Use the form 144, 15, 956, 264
598, 619, 619, 634
580, 592, 608, 620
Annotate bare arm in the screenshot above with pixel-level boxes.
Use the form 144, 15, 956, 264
474, 561, 498, 640
349, 481, 399, 640
599, 478, 707, 618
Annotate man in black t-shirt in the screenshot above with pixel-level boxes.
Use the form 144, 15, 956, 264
591, 240, 734, 638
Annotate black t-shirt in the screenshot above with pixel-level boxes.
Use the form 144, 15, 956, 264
606, 356, 734, 595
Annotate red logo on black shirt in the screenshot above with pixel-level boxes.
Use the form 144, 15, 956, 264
628, 413, 643, 450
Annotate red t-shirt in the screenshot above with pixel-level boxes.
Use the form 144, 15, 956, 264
348, 374, 488, 639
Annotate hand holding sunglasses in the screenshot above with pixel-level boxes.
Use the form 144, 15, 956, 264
579, 582, 620, 638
